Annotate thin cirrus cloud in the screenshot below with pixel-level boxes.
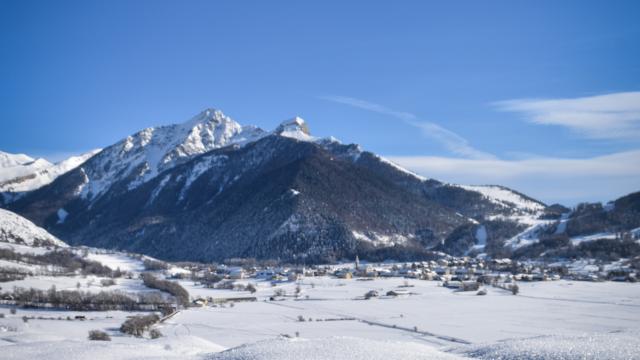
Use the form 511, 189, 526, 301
319, 95, 495, 160
387, 150, 640, 204
494, 91, 640, 140
387, 150, 640, 179
320, 94, 640, 204
318, 95, 417, 122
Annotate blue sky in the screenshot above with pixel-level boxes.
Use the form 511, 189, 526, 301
1, 1, 639, 205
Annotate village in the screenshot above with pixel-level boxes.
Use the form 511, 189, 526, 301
169, 255, 638, 307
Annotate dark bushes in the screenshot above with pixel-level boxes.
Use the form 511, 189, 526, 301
88, 330, 111, 341
149, 328, 163, 339
143, 259, 169, 271
120, 314, 159, 337
245, 283, 257, 293
100, 279, 116, 287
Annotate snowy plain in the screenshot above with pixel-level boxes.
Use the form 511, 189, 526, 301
0, 225, 638, 360
2, 274, 639, 359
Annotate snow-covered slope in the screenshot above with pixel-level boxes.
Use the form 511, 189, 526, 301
0, 150, 100, 199
457, 184, 547, 229
503, 220, 554, 249
375, 155, 428, 181
458, 185, 545, 214
0, 208, 67, 247
466, 330, 640, 360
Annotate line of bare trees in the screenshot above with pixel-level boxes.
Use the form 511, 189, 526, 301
141, 273, 189, 307
1, 286, 171, 311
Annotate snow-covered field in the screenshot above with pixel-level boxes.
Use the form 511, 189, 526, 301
85, 251, 146, 273
207, 337, 461, 360
2, 276, 639, 359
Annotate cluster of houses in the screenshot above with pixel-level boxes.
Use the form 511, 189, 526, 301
331, 257, 563, 290
171, 255, 637, 298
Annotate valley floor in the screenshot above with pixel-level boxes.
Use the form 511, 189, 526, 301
1, 277, 639, 359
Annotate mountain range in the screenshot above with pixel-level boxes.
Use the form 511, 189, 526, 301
1, 109, 638, 263
0, 149, 100, 203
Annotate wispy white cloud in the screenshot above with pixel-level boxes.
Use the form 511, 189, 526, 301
319, 95, 494, 159
387, 150, 640, 204
319, 95, 417, 121
494, 91, 640, 140
407, 121, 496, 160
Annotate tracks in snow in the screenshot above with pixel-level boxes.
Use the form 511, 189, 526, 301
263, 299, 472, 345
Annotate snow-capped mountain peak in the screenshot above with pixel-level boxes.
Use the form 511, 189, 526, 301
0, 153, 52, 183
182, 107, 227, 126
1, 150, 100, 203
275, 116, 314, 141
0, 151, 37, 168
77, 108, 269, 200
287, 116, 307, 128
167, 108, 246, 160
